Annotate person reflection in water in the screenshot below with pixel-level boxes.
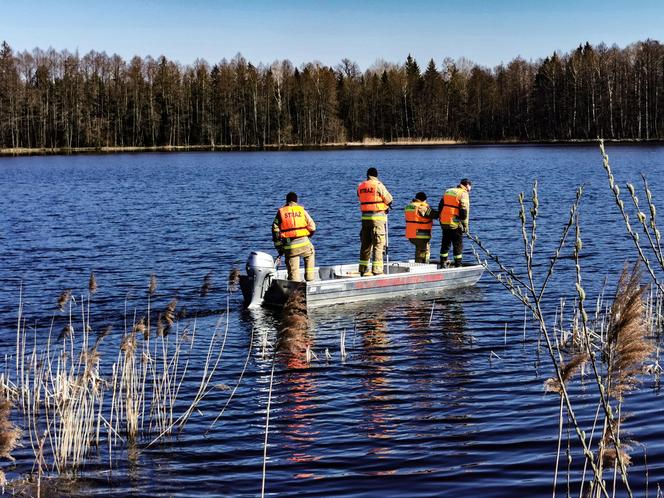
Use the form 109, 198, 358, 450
275, 287, 320, 477
276, 285, 311, 364
356, 308, 398, 465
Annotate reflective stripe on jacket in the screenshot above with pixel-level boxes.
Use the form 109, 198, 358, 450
358, 179, 388, 221
439, 187, 465, 227
278, 205, 311, 239
405, 200, 433, 239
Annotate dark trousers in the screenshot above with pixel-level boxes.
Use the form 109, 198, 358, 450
440, 227, 464, 267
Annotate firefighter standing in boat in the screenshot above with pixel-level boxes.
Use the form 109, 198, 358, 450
404, 192, 437, 263
357, 167, 393, 276
272, 192, 317, 281
438, 178, 472, 267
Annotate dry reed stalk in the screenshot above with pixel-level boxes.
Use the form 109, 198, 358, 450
208, 325, 256, 431
340, 329, 347, 361
472, 183, 615, 498
570, 215, 634, 498
148, 312, 229, 445
6, 270, 238, 481
599, 140, 664, 294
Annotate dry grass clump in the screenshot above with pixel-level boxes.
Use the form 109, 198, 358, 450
0, 396, 22, 493
1, 271, 233, 479
0, 397, 22, 460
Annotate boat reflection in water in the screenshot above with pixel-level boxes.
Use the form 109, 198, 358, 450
243, 287, 483, 483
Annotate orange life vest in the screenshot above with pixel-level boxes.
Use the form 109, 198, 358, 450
278, 205, 310, 239
357, 179, 388, 213
405, 200, 433, 239
439, 187, 463, 225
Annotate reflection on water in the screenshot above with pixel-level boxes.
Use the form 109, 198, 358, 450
356, 309, 396, 461
281, 365, 320, 479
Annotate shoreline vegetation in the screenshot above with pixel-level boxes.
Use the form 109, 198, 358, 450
2, 138, 663, 157
3, 39, 664, 153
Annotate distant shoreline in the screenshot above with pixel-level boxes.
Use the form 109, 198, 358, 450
1, 138, 662, 157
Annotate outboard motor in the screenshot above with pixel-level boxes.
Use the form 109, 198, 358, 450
243, 251, 276, 308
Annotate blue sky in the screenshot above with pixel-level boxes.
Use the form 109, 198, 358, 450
2, 0, 663, 70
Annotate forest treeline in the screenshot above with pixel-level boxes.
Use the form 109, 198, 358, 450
1, 39, 664, 150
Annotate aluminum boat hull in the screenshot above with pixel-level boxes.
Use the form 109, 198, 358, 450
240, 261, 484, 308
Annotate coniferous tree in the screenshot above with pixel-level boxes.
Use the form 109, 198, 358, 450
3, 40, 664, 150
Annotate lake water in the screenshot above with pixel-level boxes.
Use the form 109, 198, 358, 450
1, 145, 663, 497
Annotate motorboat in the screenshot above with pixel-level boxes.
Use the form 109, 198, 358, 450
240, 251, 484, 308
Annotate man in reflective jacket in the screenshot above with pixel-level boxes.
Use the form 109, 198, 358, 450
357, 167, 393, 276
272, 192, 317, 281
404, 191, 437, 263
438, 178, 472, 267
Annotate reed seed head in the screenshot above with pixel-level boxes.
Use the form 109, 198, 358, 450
88, 271, 97, 294
120, 334, 136, 354
606, 263, 653, 400
148, 274, 157, 296
133, 317, 147, 338
95, 325, 112, 346
544, 353, 589, 395
163, 299, 177, 328
58, 324, 74, 341
228, 268, 240, 291
602, 447, 632, 468
57, 289, 72, 311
